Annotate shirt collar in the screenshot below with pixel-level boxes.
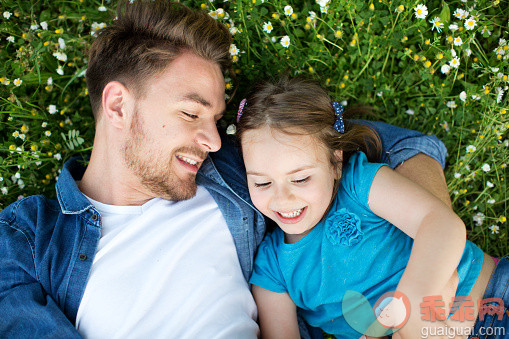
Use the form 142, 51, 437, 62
56, 156, 96, 215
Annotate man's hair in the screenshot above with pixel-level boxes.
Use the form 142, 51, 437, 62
86, 0, 233, 119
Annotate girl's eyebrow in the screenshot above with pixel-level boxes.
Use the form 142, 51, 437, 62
246, 165, 315, 176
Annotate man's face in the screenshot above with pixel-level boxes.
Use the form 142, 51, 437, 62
122, 52, 225, 201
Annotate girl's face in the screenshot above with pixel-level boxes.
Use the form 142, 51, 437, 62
242, 126, 340, 243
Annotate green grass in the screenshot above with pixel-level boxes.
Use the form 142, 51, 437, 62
0, 0, 507, 255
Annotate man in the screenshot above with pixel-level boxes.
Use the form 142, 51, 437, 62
0, 0, 450, 337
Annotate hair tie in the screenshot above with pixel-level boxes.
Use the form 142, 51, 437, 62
332, 101, 345, 133
236, 98, 247, 123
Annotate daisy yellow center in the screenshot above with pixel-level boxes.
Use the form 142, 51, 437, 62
417, 9, 422, 15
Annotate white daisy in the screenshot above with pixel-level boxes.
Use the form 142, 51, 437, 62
280, 35, 290, 48
482, 164, 491, 172
6, 36, 15, 43
496, 87, 505, 104
3, 11, 12, 19
464, 17, 477, 30
405, 109, 415, 115
447, 100, 457, 108
58, 38, 66, 49
460, 91, 467, 102
414, 4, 428, 19
441, 64, 451, 74
466, 145, 476, 153
208, 10, 218, 19
449, 57, 460, 68
429, 17, 444, 32
48, 105, 58, 114
489, 225, 499, 234
98, 6, 107, 12
40, 21, 48, 30
473, 212, 485, 226
226, 124, 236, 135
284, 5, 293, 16
44, 131, 52, 137
52, 52, 68, 62
263, 21, 273, 34
453, 37, 463, 46
453, 9, 468, 20
13, 78, 22, 87
449, 23, 459, 31
229, 44, 239, 56
487, 181, 494, 188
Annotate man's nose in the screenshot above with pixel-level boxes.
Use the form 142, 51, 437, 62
195, 120, 221, 153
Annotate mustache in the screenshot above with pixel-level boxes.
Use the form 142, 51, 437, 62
173, 146, 208, 161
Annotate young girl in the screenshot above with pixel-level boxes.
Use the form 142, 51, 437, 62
236, 77, 507, 338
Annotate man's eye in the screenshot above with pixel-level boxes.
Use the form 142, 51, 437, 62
254, 182, 271, 188
293, 177, 310, 184
183, 112, 198, 119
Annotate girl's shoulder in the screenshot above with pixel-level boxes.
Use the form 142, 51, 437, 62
340, 152, 388, 205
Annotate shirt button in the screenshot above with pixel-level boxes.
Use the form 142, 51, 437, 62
91, 214, 99, 221
79, 254, 87, 261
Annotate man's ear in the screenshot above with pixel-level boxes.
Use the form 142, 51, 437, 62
101, 81, 132, 129
333, 150, 343, 180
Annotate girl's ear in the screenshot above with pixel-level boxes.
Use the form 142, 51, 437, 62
333, 150, 343, 180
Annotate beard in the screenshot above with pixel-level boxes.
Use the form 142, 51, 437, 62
121, 110, 206, 201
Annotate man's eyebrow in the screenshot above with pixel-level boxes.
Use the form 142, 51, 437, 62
246, 165, 315, 176
179, 93, 212, 108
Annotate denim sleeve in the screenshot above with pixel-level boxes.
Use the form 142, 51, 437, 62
351, 120, 448, 169
0, 215, 81, 338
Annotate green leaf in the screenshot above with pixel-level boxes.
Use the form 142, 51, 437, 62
439, 1, 451, 25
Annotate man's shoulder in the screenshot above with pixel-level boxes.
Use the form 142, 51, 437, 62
209, 133, 248, 189
0, 195, 61, 235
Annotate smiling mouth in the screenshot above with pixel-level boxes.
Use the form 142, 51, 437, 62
278, 208, 305, 218
176, 155, 198, 166
175, 154, 202, 173
275, 207, 307, 224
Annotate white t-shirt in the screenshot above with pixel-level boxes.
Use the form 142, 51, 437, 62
75, 185, 258, 339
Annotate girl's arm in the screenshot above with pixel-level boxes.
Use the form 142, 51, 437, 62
368, 166, 466, 335
252, 285, 300, 339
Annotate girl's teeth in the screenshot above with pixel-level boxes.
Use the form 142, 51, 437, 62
280, 208, 304, 218
177, 155, 197, 166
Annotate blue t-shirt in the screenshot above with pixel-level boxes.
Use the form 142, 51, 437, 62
250, 152, 484, 338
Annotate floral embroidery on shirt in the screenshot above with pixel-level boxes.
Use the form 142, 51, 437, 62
325, 208, 363, 246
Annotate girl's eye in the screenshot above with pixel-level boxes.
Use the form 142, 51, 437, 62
293, 177, 310, 184
254, 182, 271, 188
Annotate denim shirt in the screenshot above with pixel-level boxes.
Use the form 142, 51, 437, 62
0, 123, 447, 337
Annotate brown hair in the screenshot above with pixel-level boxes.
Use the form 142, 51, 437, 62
86, 0, 233, 119
237, 76, 383, 208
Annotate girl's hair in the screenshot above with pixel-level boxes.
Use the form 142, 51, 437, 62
237, 76, 383, 205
